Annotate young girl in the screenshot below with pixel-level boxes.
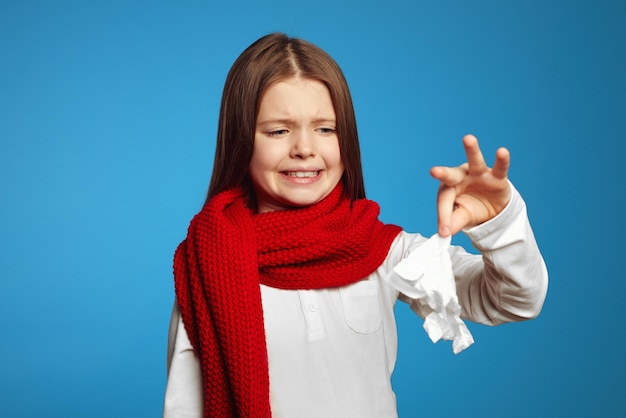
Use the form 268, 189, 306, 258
164, 33, 548, 418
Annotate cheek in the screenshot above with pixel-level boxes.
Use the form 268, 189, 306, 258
329, 141, 344, 170
249, 139, 278, 184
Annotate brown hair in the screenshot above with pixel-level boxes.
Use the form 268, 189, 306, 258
206, 32, 365, 204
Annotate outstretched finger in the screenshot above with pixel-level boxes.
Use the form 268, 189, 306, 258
430, 164, 468, 187
450, 206, 473, 235
436, 185, 456, 237
491, 147, 510, 180
463, 134, 487, 175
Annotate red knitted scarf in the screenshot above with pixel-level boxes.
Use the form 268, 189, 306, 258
173, 184, 401, 417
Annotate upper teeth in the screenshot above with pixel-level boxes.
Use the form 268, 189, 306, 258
288, 171, 318, 178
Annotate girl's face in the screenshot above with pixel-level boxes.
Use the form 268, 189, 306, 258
249, 77, 344, 213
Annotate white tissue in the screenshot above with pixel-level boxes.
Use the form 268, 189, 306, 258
385, 233, 474, 354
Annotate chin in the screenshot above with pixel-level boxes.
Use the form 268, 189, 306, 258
288, 190, 331, 207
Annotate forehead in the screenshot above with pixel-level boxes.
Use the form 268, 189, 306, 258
257, 77, 335, 119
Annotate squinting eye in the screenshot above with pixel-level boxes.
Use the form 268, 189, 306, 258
317, 128, 336, 134
267, 129, 288, 137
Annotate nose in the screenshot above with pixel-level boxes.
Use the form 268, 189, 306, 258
290, 129, 315, 159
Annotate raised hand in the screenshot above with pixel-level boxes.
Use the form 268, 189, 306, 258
430, 134, 511, 237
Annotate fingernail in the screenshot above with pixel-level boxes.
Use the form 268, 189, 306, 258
440, 226, 450, 237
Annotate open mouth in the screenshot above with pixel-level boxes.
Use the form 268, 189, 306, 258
283, 171, 320, 178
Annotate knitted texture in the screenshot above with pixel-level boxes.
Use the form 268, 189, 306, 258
173, 184, 402, 417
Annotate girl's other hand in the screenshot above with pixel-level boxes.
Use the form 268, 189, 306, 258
430, 134, 511, 237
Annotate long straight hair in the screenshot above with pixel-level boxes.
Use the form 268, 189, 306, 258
206, 33, 366, 204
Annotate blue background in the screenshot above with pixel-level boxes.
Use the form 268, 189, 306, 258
1, 0, 624, 417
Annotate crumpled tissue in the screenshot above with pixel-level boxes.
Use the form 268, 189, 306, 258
384, 233, 474, 354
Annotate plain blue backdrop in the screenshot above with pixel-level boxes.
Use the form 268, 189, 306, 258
1, 0, 624, 417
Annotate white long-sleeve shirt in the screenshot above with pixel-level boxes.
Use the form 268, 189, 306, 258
163, 185, 548, 418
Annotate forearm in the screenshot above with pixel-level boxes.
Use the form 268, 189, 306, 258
452, 183, 548, 325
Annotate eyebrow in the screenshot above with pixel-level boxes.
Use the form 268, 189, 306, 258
256, 117, 336, 126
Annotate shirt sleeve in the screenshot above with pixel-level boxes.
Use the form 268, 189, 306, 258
448, 182, 549, 325
163, 301, 203, 418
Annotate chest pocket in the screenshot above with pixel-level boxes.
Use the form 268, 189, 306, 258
339, 279, 382, 334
